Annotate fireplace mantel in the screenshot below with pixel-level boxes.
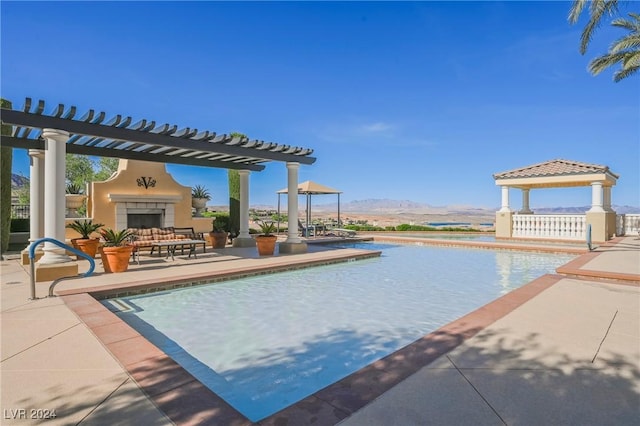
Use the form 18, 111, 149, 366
108, 194, 183, 203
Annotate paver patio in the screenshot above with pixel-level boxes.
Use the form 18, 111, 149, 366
1, 236, 638, 425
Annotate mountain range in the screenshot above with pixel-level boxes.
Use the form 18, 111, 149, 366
11, 173, 29, 188
12, 174, 638, 215
310, 198, 640, 215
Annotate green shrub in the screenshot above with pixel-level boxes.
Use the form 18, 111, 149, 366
394, 223, 482, 232
343, 224, 386, 231
191, 184, 211, 200
10, 219, 29, 232
211, 213, 230, 232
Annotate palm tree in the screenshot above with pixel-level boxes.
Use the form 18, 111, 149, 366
588, 13, 640, 81
568, 0, 620, 54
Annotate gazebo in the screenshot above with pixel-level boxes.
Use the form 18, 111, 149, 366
493, 159, 619, 242
276, 181, 342, 234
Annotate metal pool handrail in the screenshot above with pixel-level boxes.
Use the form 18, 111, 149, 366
28, 238, 96, 299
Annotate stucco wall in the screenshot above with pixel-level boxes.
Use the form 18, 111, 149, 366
90, 160, 191, 231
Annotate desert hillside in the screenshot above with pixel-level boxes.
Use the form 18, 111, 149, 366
210, 198, 639, 229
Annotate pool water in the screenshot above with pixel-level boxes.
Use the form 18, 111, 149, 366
109, 243, 574, 421
392, 233, 497, 242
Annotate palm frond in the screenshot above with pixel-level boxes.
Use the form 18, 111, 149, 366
622, 51, 640, 68
570, 0, 619, 54
613, 64, 639, 81
589, 51, 628, 75
586, 10, 640, 82
568, 0, 588, 24
609, 14, 640, 53
610, 35, 640, 53
610, 16, 640, 32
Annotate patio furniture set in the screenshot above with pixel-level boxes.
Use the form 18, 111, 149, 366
127, 227, 207, 262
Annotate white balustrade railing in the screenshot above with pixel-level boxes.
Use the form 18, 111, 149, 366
617, 214, 640, 236
512, 214, 586, 240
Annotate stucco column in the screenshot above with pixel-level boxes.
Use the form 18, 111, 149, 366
280, 162, 307, 254
28, 149, 45, 244
285, 162, 302, 244
499, 186, 511, 212
588, 182, 605, 213
603, 185, 613, 212
38, 129, 73, 264
232, 169, 256, 247
519, 188, 532, 214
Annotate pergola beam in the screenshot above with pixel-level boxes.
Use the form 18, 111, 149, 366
2, 108, 315, 165
0, 136, 265, 171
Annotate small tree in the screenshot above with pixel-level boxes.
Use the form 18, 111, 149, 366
66, 154, 119, 187
65, 153, 94, 188
0, 98, 12, 254
15, 179, 30, 204
228, 169, 240, 237
94, 157, 119, 181
228, 132, 247, 237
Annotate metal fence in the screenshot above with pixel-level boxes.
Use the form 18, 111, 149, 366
11, 204, 29, 219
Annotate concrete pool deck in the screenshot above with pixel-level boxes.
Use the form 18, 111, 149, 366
1, 236, 638, 425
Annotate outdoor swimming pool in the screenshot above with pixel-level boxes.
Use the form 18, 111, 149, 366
108, 242, 575, 421
393, 233, 497, 242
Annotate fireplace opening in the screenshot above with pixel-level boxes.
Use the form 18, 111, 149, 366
127, 209, 164, 229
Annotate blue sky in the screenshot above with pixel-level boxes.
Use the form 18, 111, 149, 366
2, 1, 638, 209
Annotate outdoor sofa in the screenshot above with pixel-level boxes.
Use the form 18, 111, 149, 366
127, 227, 206, 258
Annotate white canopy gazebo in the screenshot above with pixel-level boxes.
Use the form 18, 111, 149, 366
277, 180, 342, 234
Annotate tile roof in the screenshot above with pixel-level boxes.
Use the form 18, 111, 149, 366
493, 159, 617, 179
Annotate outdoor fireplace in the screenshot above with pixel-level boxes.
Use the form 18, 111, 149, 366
112, 200, 177, 230
127, 209, 164, 229
89, 160, 190, 233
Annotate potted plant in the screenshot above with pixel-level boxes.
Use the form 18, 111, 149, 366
65, 183, 86, 218
99, 228, 134, 273
66, 219, 105, 259
191, 185, 211, 217
255, 220, 278, 256
209, 215, 230, 249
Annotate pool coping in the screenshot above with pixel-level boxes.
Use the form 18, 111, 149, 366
56, 247, 382, 299
369, 234, 588, 255
58, 239, 629, 425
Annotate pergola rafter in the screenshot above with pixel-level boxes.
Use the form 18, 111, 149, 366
1, 98, 316, 171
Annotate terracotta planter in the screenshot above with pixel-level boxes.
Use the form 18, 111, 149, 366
255, 235, 277, 256
209, 231, 228, 249
73, 238, 101, 259
100, 245, 133, 273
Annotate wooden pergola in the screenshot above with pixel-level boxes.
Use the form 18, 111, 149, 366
1, 98, 316, 169
1, 97, 317, 271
